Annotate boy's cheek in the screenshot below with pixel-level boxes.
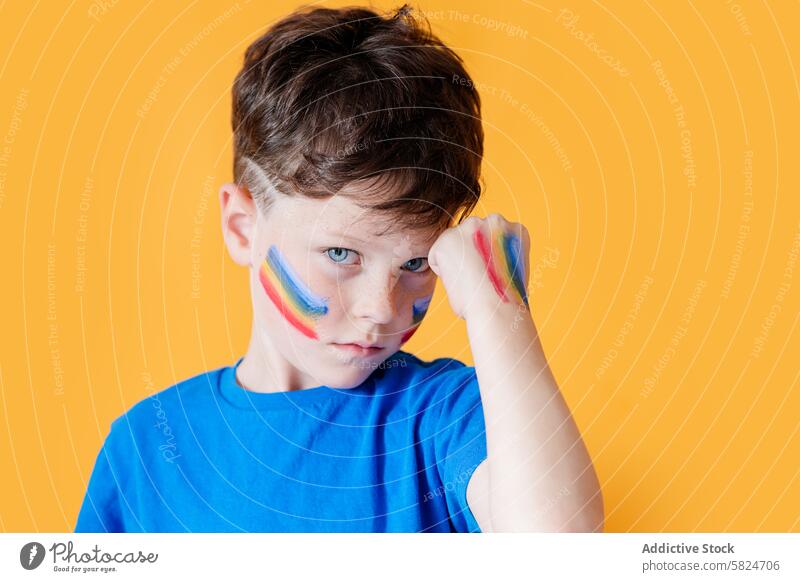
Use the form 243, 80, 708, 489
255, 247, 434, 342
255, 245, 342, 341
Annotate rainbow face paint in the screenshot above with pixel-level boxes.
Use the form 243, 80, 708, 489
401, 294, 432, 343
258, 245, 329, 339
473, 227, 529, 307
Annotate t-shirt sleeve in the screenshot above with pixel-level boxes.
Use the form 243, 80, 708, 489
74, 421, 126, 533
430, 362, 487, 532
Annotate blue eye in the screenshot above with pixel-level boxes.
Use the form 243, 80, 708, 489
403, 258, 429, 273
326, 247, 358, 265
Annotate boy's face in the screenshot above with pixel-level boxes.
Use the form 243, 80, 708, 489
220, 180, 441, 390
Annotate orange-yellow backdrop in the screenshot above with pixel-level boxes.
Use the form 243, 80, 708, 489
1, 0, 798, 532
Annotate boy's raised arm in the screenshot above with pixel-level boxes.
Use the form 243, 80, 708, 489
428, 213, 605, 532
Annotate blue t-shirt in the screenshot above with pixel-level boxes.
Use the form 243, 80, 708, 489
74, 350, 487, 533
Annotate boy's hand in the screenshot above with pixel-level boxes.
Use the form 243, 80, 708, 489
430, 215, 604, 532
428, 214, 531, 321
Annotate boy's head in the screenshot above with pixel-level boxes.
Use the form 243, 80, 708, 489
219, 4, 484, 389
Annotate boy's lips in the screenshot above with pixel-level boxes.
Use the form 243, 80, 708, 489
330, 342, 384, 356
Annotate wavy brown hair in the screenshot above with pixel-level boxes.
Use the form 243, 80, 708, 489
231, 4, 484, 232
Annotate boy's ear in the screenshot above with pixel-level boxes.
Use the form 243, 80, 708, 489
219, 182, 258, 267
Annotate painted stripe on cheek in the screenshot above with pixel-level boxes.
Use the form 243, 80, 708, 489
259, 245, 329, 339
402, 294, 433, 343
266, 246, 329, 316
401, 326, 418, 343
411, 294, 432, 325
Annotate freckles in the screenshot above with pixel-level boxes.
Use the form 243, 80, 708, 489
473, 227, 529, 307
401, 293, 433, 344
258, 244, 329, 339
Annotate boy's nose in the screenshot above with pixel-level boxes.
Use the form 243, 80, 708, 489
351, 271, 399, 325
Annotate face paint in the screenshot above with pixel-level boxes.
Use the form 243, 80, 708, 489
500, 231, 529, 307
411, 294, 432, 324
401, 294, 432, 343
259, 245, 329, 339
473, 227, 529, 307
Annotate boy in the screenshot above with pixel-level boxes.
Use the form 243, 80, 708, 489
75, 4, 603, 533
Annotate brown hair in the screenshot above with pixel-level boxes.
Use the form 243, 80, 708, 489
231, 4, 484, 232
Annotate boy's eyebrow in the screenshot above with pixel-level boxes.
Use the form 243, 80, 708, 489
322, 230, 375, 245
322, 230, 429, 256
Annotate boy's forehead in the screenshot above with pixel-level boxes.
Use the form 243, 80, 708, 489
278, 192, 439, 246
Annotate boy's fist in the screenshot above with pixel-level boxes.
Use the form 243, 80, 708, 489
428, 213, 531, 320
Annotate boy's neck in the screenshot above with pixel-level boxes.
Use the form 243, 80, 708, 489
235, 320, 322, 394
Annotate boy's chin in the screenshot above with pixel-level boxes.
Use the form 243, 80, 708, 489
318, 356, 390, 389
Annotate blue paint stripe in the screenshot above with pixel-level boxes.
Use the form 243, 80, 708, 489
503, 234, 529, 306
266, 246, 329, 316
412, 295, 432, 324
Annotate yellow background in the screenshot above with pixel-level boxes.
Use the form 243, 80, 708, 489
1, 0, 798, 532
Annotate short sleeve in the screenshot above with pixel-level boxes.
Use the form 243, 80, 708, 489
74, 424, 126, 532
431, 363, 487, 532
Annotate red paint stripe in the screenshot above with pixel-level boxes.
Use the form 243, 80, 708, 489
259, 266, 318, 339
473, 228, 509, 302
401, 325, 419, 343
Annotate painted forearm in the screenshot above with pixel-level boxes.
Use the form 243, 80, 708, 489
466, 301, 604, 532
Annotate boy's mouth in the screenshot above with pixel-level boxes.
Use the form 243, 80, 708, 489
330, 342, 385, 357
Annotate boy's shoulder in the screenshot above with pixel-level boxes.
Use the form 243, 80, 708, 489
366, 350, 471, 388
385, 350, 473, 380
375, 350, 480, 410
106, 363, 228, 436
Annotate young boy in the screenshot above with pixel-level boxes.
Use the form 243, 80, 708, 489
75, 4, 603, 533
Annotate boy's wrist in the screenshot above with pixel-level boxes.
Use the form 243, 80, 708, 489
464, 295, 531, 329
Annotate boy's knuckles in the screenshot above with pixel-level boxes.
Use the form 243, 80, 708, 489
487, 212, 502, 223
